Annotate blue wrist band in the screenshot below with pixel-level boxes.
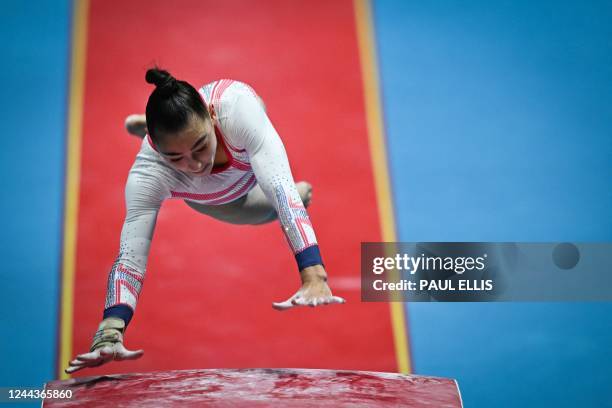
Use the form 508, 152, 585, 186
103, 304, 134, 327
295, 245, 324, 270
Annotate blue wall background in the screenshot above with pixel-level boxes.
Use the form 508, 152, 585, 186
373, 0, 612, 406
0, 0, 70, 398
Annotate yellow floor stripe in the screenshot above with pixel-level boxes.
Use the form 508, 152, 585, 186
58, 0, 89, 380
353, 0, 412, 374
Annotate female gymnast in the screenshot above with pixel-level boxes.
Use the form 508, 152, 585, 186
65, 68, 345, 373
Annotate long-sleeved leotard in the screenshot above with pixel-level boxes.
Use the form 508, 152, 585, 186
103, 80, 322, 325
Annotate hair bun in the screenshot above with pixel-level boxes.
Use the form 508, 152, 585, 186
145, 67, 178, 94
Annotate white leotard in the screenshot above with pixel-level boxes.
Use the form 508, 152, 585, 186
104, 80, 319, 315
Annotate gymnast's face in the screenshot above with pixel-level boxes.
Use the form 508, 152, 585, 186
156, 114, 218, 176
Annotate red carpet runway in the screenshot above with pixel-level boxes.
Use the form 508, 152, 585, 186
68, 0, 398, 376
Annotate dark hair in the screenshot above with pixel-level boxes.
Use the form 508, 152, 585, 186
145, 67, 209, 142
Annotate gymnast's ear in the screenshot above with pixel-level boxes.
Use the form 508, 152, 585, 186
208, 104, 217, 122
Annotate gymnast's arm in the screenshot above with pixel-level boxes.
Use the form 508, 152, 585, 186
65, 171, 164, 373
228, 90, 345, 310
101, 171, 164, 324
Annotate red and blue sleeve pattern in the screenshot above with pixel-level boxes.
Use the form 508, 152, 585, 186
102, 257, 144, 326
273, 185, 323, 270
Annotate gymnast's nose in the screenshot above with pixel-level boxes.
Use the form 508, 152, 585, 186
187, 159, 204, 172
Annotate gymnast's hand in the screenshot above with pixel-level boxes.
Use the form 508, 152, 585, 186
272, 265, 346, 310
65, 317, 144, 374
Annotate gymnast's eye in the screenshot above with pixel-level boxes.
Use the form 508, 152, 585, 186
169, 157, 182, 163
